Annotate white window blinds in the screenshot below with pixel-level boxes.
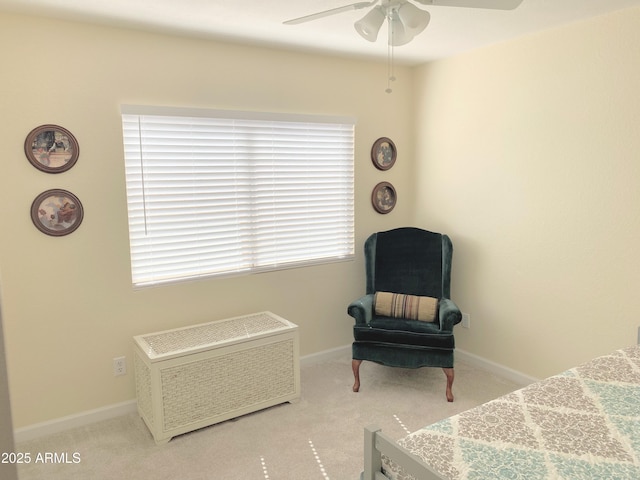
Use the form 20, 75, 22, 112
121, 106, 355, 287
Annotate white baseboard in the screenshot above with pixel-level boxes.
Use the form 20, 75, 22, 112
298, 344, 539, 387
300, 344, 351, 367
14, 345, 532, 443
14, 346, 352, 443
456, 348, 539, 386
14, 400, 137, 444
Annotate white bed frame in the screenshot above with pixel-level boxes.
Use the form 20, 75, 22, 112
361, 330, 640, 480
361, 425, 444, 480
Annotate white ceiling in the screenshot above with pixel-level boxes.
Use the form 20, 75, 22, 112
2, 0, 640, 65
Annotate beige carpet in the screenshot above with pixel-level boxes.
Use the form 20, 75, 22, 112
16, 351, 521, 480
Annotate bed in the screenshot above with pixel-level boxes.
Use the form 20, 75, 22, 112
362, 343, 640, 480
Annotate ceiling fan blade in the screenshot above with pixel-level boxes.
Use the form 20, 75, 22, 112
414, 0, 524, 10
284, 1, 378, 25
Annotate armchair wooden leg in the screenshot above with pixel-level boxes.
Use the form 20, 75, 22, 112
352, 359, 363, 392
443, 368, 454, 402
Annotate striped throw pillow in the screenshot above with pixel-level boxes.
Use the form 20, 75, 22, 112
374, 291, 438, 322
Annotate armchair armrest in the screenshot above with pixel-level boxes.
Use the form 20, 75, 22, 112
347, 294, 374, 325
439, 298, 462, 332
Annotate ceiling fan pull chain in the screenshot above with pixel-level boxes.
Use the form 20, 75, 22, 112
386, 9, 396, 93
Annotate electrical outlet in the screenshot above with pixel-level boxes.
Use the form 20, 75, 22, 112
113, 356, 127, 376
461, 313, 470, 329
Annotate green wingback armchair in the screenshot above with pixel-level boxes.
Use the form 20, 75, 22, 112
347, 227, 462, 401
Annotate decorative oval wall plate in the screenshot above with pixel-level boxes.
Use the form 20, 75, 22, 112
31, 189, 84, 236
24, 124, 79, 173
371, 182, 397, 214
371, 137, 396, 171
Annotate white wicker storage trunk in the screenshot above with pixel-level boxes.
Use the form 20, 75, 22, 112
133, 311, 300, 444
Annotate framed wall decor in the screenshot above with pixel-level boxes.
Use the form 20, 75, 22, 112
24, 124, 79, 173
371, 182, 397, 214
371, 137, 396, 171
31, 189, 84, 236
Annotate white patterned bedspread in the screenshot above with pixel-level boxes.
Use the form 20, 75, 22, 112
383, 345, 640, 480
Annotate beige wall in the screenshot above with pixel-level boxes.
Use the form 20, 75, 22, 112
413, 7, 640, 378
0, 13, 416, 428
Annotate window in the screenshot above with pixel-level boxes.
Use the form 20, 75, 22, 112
121, 105, 355, 287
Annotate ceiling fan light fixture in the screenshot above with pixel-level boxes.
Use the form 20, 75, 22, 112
354, 6, 386, 42
397, 3, 430, 36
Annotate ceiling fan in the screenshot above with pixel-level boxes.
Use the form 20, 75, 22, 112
284, 0, 524, 93
284, 0, 524, 46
